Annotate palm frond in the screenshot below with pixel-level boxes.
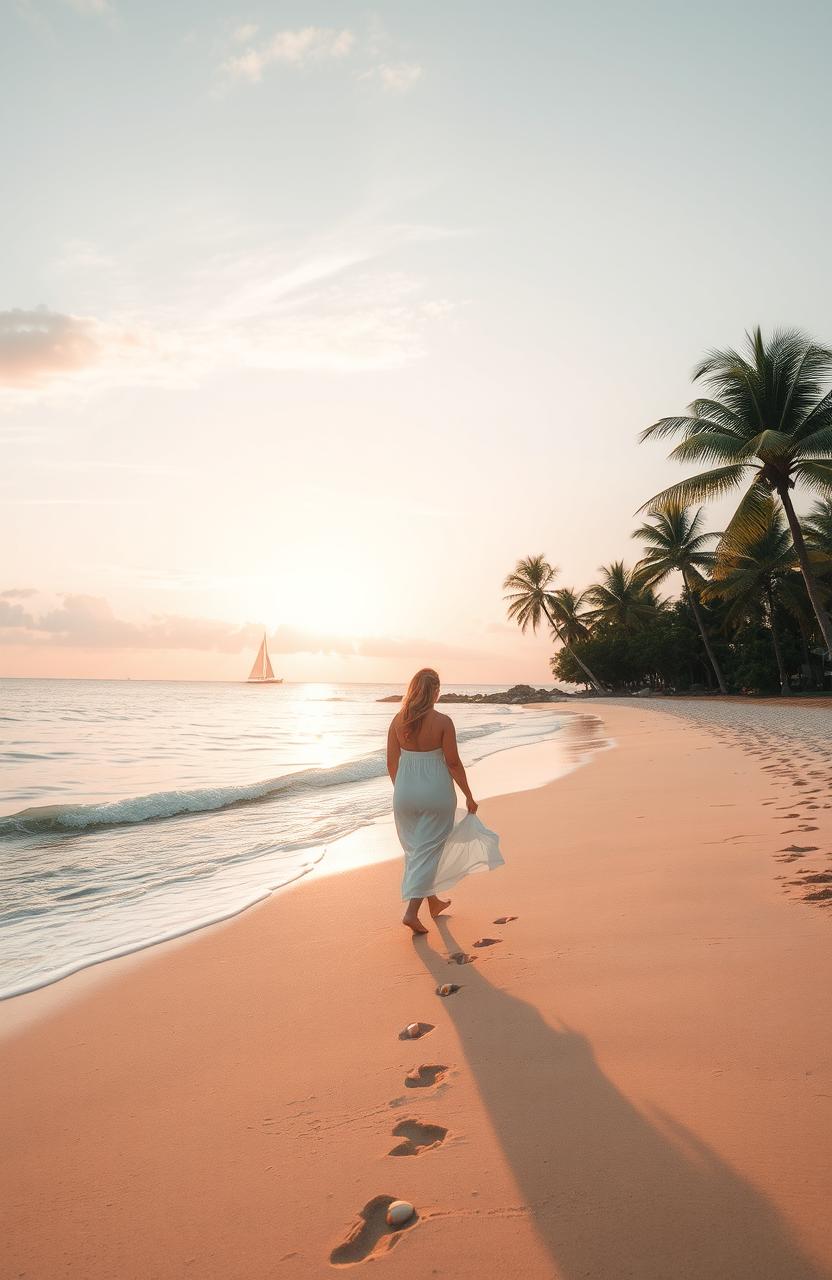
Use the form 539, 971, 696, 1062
745, 429, 795, 461
639, 415, 711, 444
776, 340, 832, 433
503, 555, 561, 637
793, 389, 832, 442
585, 560, 661, 628
792, 461, 832, 497
803, 498, 832, 556
692, 344, 747, 384
668, 432, 753, 466
636, 464, 750, 515
716, 480, 774, 556
688, 398, 746, 436
794, 425, 832, 458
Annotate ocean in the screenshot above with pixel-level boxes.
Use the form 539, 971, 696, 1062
0, 679, 572, 1000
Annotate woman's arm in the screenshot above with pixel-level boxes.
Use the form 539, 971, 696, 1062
387, 718, 401, 783
441, 717, 478, 813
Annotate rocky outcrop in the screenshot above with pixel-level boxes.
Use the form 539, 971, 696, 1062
377, 684, 570, 704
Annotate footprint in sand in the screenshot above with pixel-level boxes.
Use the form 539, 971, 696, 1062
779, 845, 818, 854
388, 1119, 448, 1156
473, 937, 502, 948
330, 1195, 418, 1266
447, 951, 477, 965
803, 887, 832, 903
793, 871, 832, 885
404, 1064, 448, 1089
493, 915, 518, 924
436, 983, 460, 997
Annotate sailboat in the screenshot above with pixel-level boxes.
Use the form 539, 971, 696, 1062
247, 632, 282, 684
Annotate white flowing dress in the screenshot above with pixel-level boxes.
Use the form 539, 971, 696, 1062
394, 747, 504, 900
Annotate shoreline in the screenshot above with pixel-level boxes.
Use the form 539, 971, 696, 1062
0, 708, 608, 1018
2, 701, 831, 1277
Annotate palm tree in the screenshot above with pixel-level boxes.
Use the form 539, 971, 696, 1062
804, 498, 832, 558
633, 504, 727, 694
706, 500, 797, 694
801, 498, 832, 681
550, 587, 593, 645
503, 555, 606, 692
640, 327, 832, 655
585, 561, 661, 629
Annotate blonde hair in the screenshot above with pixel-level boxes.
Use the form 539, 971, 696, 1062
400, 668, 440, 742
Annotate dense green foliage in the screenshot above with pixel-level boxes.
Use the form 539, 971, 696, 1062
550, 597, 815, 695
504, 327, 832, 696
640, 326, 832, 654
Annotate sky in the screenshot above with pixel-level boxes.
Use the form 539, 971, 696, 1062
3, 0, 832, 683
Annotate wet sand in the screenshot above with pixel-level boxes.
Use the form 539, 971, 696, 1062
1, 701, 831, 1279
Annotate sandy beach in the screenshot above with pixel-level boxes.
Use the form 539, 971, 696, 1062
2, 700, 832, 1279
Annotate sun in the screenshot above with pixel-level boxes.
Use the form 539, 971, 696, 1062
275, 565, 373, 636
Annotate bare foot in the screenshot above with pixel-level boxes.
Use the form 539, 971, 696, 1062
402, 912, 428, 935
428, 896, 450, 918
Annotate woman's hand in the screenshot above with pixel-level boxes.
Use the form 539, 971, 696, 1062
466, 796, 478, 814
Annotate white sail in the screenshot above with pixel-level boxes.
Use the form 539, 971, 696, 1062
248, 633, 280, 682
248, 637, 266, 680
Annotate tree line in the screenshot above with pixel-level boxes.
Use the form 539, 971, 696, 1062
504, 328, 832, 696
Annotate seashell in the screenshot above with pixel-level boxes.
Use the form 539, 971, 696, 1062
386, 1199, 415, 1227
398, 1022, 434, 1042
436, 983, 459, 997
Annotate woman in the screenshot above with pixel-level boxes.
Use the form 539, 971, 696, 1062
387, 667, 484, 935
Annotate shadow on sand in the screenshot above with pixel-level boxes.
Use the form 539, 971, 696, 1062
414, 917, 829, 1280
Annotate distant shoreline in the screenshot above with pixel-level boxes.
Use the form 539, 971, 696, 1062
378, 683, 570, 704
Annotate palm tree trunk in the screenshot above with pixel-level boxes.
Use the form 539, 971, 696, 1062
778, 486, 832, 656
765, 582, 789, 695
542, 604, 606, 693
682, 570, 728, 694
796, 615, 819, 689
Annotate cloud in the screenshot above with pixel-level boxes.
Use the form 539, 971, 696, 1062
224, 26, 355, 82
0, 593, 262, 652
193, 226, 459, 374
232, 22, 258, 44
2, 223, 461, 398
219, 268, 434, 372
365, 62, 423, 94
0, 307, 142, 388
0, 308, 100, 385
0, 591, 484, 660
0, 598, 34, 628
